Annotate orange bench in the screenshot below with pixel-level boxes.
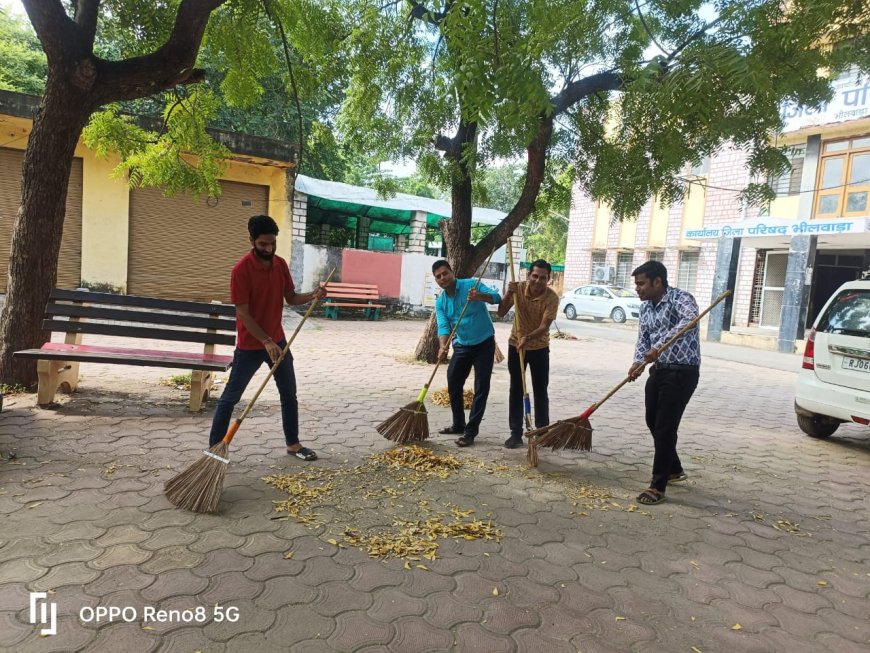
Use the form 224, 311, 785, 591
323, 282, 386, 320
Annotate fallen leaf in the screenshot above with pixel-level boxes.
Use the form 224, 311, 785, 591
492, 588, 499, 596
283, 551, 294, 559
817, 581, 828, 586
615, 616, 625, 621
416, 564, 428, 570
327, 539, 337, 545
732, 624, 742, 631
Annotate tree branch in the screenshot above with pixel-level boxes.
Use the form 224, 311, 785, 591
91, 0, 227, 105
634, 0, 667, 56
551, 71, 623, 116
75, 0, 100, 50
21, 0, 78, 60
406, 0, 443, 26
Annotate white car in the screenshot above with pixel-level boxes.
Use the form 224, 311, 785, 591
559, 285, 641, 323
795, 278, 870, 438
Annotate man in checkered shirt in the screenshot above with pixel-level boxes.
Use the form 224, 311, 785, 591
628, 261, 700, 506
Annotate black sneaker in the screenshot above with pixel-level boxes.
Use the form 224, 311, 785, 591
504, 436, 524, 449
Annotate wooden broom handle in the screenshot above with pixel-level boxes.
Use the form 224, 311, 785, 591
418, 249, 498, 396
506, 239, 530, 398
578, 290, 732, 420
225, 267, 337, 442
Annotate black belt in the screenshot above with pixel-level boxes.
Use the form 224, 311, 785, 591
654, 362, 699, 370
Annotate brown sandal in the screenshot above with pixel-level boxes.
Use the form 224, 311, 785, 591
637, 488, 666, 505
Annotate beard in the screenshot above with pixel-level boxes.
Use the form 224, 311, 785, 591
253, 247, 274, 261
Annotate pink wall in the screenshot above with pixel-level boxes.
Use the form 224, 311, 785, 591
341, 249, 402, 298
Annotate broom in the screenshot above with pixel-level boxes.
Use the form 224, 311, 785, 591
529, 290, 732, 454
165, 268, 336, 514
377, 251, 497, 443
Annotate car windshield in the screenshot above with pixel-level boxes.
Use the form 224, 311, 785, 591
609, 287, 637, 298
817, 289, 870, 337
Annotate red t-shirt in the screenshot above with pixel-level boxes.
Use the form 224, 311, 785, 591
230, 250, 294, 350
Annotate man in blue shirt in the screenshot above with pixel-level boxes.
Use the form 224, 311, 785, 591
628, 260, 700, 506
433, 259, 501, 447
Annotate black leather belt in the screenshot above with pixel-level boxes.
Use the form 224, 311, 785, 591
654, 362, 699, 370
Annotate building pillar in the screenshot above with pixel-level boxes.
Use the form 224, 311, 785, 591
778, 235, 817, 353
405, 211, 427, 253
777, 133, 821, 353
289, 185, 308, 286
318, 223, 331, 246
707, 236, 741, 342
356, 216, 370, 249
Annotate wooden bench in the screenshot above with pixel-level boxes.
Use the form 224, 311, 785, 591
13, 289, 237, 412
322, 282, 386, 320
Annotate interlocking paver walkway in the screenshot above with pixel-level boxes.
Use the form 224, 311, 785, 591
1, 315, 868, 652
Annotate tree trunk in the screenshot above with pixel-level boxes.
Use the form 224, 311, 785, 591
0, 78, 92, 387
414, 313, 440, 362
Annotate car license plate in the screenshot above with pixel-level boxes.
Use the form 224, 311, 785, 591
842, 357, 870, 372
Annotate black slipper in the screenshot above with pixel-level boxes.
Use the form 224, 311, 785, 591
439, 425, 464, 435
288, 446, 317, 461
636, 489, 666, 505
455, 437, 475, 447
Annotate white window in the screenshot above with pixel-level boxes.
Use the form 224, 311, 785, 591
590, 251, 606, 282
769, 145, 805, 197
677, 251, 699, 293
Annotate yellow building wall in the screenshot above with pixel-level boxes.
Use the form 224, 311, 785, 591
592, 203, 611, 249
769, 195, 801, 220
618, 217, 637, 249
78, 151, 130, 290
3, 111, 291, 287
679, 184, 707, 247
648, 198, 669, 248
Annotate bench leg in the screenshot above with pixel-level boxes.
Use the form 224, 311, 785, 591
36, 359, 79, 406
189, 370, 213, 412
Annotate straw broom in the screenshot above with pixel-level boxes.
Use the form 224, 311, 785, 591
529, 290, 732, 454
165, 268, 336, 514
377, 251, 497, 443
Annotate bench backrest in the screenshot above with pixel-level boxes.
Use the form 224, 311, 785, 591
43, 289, 237, 346
324, 282, 380, 302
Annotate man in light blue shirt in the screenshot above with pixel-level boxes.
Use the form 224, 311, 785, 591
433, 259, 501, 447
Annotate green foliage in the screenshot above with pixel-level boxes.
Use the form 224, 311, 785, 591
0, 9, 46, 94
328, 0, 869, 223
83, 89, 231, 197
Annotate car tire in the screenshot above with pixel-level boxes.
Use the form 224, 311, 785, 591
796, 413, 839, 439
564, 305, 577, 320
611, 307, 626, 323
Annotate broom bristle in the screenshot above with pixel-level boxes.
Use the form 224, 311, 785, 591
527, 435, 539, 468
164, 441, 229, 514
377, 401, 429, 443
494, 343, 505, 364
528, 417, 592, 452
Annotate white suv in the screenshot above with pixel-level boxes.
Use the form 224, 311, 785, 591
795, 278, 870, 438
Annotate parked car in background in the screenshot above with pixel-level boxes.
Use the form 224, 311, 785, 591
795, 278, 870, 438
558, 285, 641, 323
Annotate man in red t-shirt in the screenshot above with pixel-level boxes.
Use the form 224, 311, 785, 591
209, 215, 326, 460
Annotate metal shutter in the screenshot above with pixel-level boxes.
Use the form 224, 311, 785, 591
127, 181, 269, 302
1, 147, 83, 292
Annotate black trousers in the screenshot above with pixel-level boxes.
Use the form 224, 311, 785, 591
507, 345, 550, 437
645, 366, 699, 492
447, 336, 495, 439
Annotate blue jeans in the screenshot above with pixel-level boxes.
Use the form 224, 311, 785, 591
447, 336, 495, 440
209, 341, 298, 447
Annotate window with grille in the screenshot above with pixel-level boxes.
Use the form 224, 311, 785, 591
749, 250, 766, 324
689, 155, 711, 177
769, 145, 805, 197
615, 253, 633, 288
677, 251, 699, 293
590, 251, 605, 282
646, 250, 664, 262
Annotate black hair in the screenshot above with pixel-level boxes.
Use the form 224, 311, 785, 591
248, 215, 279, 240
529, 259, 552, 275
631, 260, 668, 287
432, 259, 452, 274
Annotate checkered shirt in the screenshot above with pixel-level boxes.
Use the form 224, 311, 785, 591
633, 285, 701, 366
